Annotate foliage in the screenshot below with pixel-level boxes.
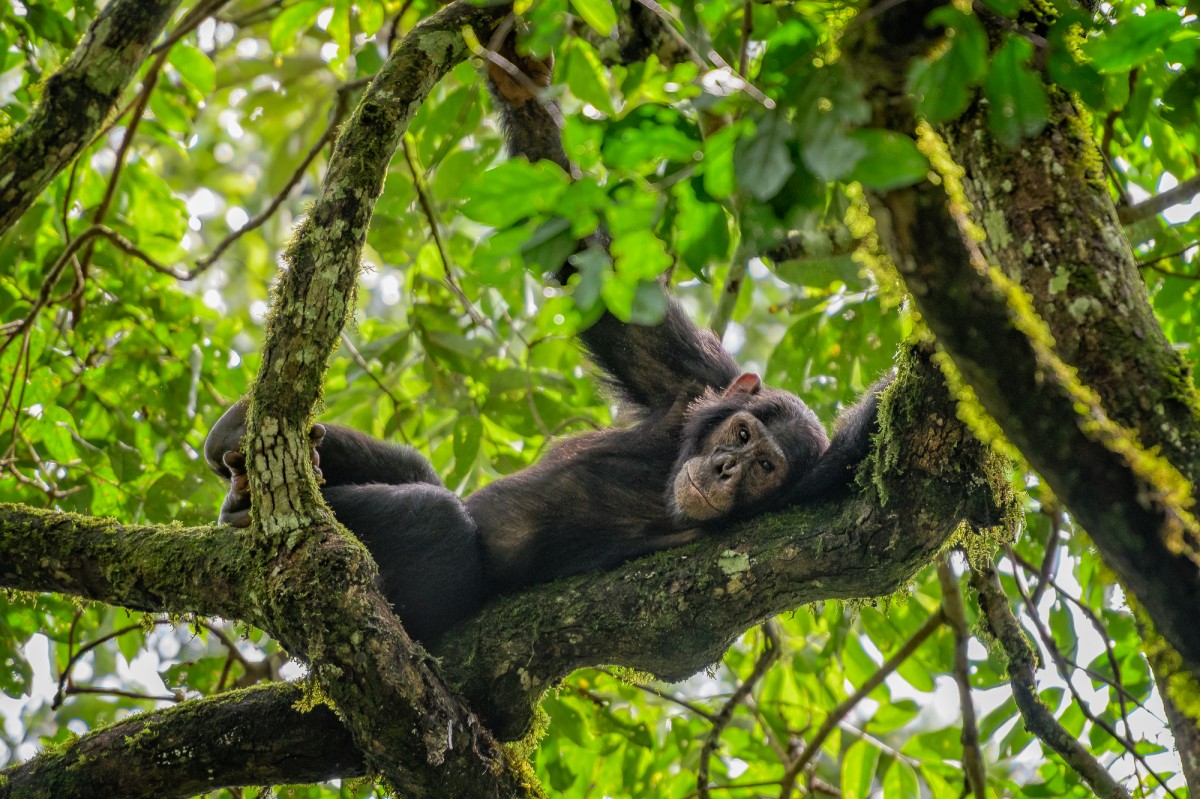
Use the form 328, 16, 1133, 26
0, 0, 1197, 795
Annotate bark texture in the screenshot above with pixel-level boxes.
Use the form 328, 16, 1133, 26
0, 0, 181, 235
0, 684, 363, 799
0, 349, 1013, 794
854, 4, 1200, 679
0, 503, 257, 623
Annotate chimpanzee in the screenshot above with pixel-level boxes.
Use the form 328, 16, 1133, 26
202, 48, 890, 646
205, 303, 887, 644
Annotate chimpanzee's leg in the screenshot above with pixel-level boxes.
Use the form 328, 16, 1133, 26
324, 483, 484, 645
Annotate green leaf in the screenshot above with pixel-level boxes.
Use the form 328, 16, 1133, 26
169, 44, 216, 96
269, 0, 324, 53
564, 40, 615, 116
1084, 10, 1186, 74
841, 740, 880, 799
460, 160, 570, 226
734, 112, 795, 201
983, 35, 1050, 147
569, 0, 617, 36
884, 761, 921, 799
906, 8, 988, 124
846, 130, 928, 190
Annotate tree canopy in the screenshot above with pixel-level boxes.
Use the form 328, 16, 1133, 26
1, 0, 1199, 796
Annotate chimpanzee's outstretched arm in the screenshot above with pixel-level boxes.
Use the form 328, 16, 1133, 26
576, 302, 741, 411
486, 53, 741, 411
204, 399, 440, 488
777, 374, 893, 505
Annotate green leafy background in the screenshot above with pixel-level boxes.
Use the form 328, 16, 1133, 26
1, 0, 1197, 795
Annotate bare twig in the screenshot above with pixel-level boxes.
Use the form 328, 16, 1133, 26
193, 86, 356, 275
737, 0, 752, 77
697, 622, 781, 799
971, 558, 1133, 799
1005, 548, 1176, 798
937, 556, 986, 799
710, 243, 749, 339
594, 668, 717, 722
1118, 174, 1200, 224
778, 608, 946, 798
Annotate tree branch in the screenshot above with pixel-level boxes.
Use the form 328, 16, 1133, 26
0, 503, 257, 622
0, 683, 364, 799
0, 0, 182, 235
972, 559, 1132, 799
1117, 174, 1200, 224
938, 556, 986, 799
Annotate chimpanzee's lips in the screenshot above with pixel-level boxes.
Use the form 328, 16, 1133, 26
686, 464, 720, 513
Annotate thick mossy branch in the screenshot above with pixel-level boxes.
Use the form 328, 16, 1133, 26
232, 3, 536, 797
0, 0, 181, 235
0, 684, 362, 799
0, 503, 257, 622
438, 344, 1017, 740
852, 6, 1200, 680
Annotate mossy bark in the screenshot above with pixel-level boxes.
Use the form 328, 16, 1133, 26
1, 344, 1014, 796
0, 503, 259, 623
230, 3, 536, 796
0, 684, 362, 799
851, 5, 1200, 680
0, 0, 181, 235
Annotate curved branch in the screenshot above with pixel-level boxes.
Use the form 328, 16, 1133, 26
0, 683, 363, 799
0, 0, 181, 235
972, 559, 1132, 799
0, 503, 257, 622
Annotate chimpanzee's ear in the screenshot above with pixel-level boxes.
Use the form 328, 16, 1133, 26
723, 372, 762, 397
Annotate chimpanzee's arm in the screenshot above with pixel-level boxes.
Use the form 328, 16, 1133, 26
486, 53, 740, 410
778, 374, 893, 505
576, 301, 741, 411
203, 399, 440, 488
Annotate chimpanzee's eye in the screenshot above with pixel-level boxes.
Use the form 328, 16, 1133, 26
738, 426, 750, 443
760, 460, 774, 473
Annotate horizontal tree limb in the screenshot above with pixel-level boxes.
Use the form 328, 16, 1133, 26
0, 503, 258, 623
0, 683, 363, 799
1, 344, 1014, 794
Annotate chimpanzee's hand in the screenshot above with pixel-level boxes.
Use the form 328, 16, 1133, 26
216, 424, 326, 528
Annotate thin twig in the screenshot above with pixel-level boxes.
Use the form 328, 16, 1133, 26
193, 87, 355, 275
737, 0, 752, 77
1118, 174, 1200, 224
400, 136, 487, 328
972, 558, 1133, 799
1005, 548, 1175, 797
697, 622, 781, 799
937, 556, 986, 799
631, 0, 773, 108
594, 668, 717, 721
778, 608, 946, 798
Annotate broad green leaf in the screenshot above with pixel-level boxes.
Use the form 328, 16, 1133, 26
169, 44, 216, 96
460, 160, 570, 226
884, 761, 921, 799
1084, 10, 1186, 73
568, 0, 617, 36
906, 9, 988, 124
564, 40, 615, 116
846, 130, 928, 190
734, 112, 795, 201
841, 740, 880, 799
269, 0, 324, 53
983, 35, 1050, 147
